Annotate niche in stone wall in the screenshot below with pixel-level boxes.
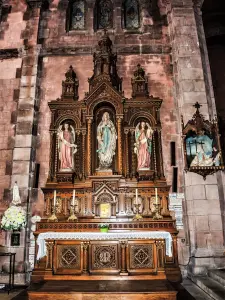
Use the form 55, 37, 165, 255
123, 0, 140, 30
66, 0, 86, 31
94, 0, 113, 31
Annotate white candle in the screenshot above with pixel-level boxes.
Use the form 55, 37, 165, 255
53, 190, 56, 207
155, 188, 158, 204
72, 189, 75, 206
135, 188, 138, 205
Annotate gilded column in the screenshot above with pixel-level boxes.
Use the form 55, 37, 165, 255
46, 241, 54, 270
130, 129, 136, 177
117, 116, 123, 174
82, 130, 86, 177
54, 132, 58, 181
152, 131, 157, 175
87, 118, 92, 176
124, 129, 129, 177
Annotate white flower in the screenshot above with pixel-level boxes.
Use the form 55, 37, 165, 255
31, 215, 41, 224
1, 206, 26, 231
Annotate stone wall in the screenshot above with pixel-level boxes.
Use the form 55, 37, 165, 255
166, 0, 225, 275
0, 58, 22, 214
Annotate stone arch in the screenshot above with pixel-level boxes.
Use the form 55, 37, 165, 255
66, 0, 86, 31
94, 0, 113, 31
128, 111, 156, 127
55, 114, 81, 129
122, 0, 140, 30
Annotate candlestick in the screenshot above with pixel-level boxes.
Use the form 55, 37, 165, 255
53, 190, 56, 206
72, 189, 75, 206
155, 188, 158, 204
135, 188, 138, 205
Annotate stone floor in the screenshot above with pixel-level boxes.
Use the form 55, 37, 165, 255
0, 287, 26, 300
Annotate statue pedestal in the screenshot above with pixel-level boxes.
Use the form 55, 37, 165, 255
137, 169, 155, 181
95, 169, 113, 176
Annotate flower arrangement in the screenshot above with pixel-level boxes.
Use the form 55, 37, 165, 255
1, 206, 26, 231
98, 223, 109, 229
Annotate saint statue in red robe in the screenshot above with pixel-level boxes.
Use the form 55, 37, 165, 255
57, 123, 77, 171
134, 122, 153, 170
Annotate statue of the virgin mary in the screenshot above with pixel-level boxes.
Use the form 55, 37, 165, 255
97, 112, 117, 169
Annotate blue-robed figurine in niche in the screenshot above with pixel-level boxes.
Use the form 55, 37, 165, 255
186, 130, 221, 167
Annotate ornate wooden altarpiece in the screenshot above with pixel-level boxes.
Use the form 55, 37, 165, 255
33, 32, 181, 283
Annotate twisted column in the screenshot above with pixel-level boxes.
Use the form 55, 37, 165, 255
124, 129, 129, 177
117, 116, 123, 174
87, 118, 92, 176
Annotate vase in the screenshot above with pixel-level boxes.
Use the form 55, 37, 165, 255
100, 228, 108, 233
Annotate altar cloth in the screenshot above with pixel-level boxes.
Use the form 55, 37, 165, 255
37, 231, 173, 260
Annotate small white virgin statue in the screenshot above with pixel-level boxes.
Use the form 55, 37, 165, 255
97, 112, 117, 170
12, 181, 21, 205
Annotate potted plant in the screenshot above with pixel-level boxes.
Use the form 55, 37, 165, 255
98, 223, 109, 233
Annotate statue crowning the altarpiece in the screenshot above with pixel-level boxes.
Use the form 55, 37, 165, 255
182, 102, 224, 178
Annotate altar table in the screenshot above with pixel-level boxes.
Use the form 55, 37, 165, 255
37, 231, 172, 260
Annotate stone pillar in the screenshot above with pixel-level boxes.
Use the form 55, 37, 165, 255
10, 0, 45, 283
167, 0, 225, 275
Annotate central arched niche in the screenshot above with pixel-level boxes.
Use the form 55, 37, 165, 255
92, 101, 117, 173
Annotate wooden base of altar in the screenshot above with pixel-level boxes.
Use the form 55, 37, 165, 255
28, 279, 177, 300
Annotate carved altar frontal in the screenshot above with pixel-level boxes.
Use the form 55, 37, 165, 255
32, 32, 181, 284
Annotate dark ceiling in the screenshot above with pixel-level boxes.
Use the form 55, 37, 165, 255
202, 0, 225, 43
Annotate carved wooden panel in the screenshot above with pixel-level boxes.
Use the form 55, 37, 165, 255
127, 241, 156, 274
89, 241, 120, 274
54, 241, 83, 275
130, 244, 153, 269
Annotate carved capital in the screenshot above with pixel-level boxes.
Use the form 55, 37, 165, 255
26, 0, 45, 9
155, 240, 165, 250
120, 240, 128, 248
124, 128, 129, 135
82, 241, 89, 251
46, 241, 54, 251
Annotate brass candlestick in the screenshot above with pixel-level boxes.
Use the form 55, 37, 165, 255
48, 205, 58, 222
133, 203, 143, 221
153, 203, 163, 220
67, 204, 78, 222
